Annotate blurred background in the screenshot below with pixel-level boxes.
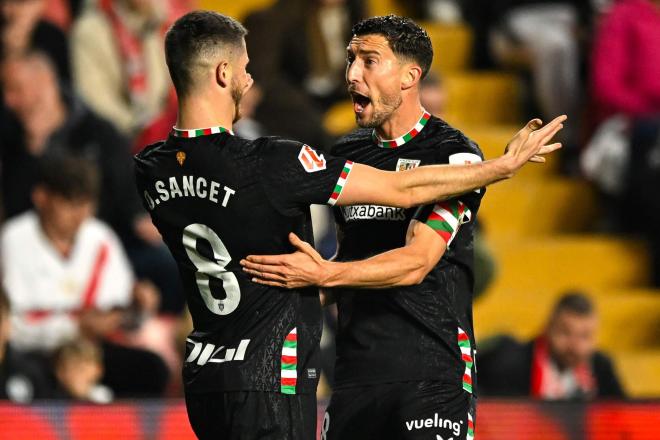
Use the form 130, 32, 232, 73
0, 0, 658, 438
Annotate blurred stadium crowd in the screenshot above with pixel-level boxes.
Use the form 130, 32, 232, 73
0, 0, 659, 409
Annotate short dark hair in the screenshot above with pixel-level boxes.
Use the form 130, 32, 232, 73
351, 15, 433, 79
552, 292, 595, 318
35, 155, 100, 201
165, 11, 247, 97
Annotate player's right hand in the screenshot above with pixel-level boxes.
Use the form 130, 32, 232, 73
240, 233, 328, 289
503, 115, 566, 171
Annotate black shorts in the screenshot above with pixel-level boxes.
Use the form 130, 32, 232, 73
185, 391, 317, 440
321, 381, 476, 440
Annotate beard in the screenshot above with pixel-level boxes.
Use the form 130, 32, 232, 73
356, 91, 402, 129
231, 78, 244, 123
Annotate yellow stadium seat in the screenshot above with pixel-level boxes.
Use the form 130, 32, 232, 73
612, 350, 660, 398
596, 291, 660, 352
475, 288, 660, 352
443, 72, 521, 125
324, 100, 357, 137
420, 22, 473, 73
199, 0, 276, 21
479, 178, 598, 237
366, 0, 407, 17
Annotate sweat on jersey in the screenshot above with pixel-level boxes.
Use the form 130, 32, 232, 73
331, 112, 484, 394
134, 129, 352, 395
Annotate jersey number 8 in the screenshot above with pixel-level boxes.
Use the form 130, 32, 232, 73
182, 223, 240, 315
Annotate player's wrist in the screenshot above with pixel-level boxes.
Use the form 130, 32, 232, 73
318, 260, 342, 288
495, 154, 517, 179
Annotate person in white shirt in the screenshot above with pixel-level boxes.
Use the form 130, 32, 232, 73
1, 156, 169, 397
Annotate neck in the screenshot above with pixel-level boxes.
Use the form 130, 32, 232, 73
41, 221, 75, 258
374, 98, 424, 140
176, 95, 235, 131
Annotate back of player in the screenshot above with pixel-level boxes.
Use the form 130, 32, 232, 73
135, 130, 351, 439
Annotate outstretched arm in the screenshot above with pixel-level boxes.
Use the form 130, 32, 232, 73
335, 116, 565, 208
240, 221, 445, 290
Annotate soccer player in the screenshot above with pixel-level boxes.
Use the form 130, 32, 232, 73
241, 15, 566, 440
134, 11, 563, 440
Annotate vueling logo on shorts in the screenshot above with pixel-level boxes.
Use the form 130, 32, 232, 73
341, 205, 406, 222
185, 339, 250, 366
404, 414, 462, 437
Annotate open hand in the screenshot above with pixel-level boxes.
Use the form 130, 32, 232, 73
240, 233, 327, 289
503, 115, 566, 171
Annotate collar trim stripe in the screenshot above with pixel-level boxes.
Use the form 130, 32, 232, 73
373, 110, 431, 149
171, 126, 234, 138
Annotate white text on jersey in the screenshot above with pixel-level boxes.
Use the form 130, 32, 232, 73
144, 176, 236, 210
185, 339, 250, 366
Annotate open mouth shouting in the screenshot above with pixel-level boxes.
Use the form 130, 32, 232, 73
350, 90, 371, 114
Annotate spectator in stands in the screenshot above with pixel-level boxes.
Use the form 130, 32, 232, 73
589, 0, 660, 285
244, 0, 366, 150
0, 288, 49, 403
467, 0, 594, 150
0, 0, 70, 83
0, 50, 186, 314
420, 72, 447, 118
70, 0, 171, 137
1, 156, 169, 397
52, 338, 113, 403
478, 292, 625, 400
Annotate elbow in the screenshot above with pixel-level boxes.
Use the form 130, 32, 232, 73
399, 260, 433, 286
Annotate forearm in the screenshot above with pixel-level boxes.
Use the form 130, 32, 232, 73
319, 249, 429, 289
398, 158, 513, 207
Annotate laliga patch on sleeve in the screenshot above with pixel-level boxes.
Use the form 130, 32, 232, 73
449, 152, 483, 193
448, 152, 482, 165
298, 144, 327, 172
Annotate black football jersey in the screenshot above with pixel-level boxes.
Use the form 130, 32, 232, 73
331, 113, 484, 393
134, 129, 353, 395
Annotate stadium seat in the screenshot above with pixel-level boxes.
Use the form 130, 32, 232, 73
443, 72, 522, 125
67, 405, 143, 440
157, 403, 197, 440
0, 405, 59, 440
478, 178, 598, 238
323, 100, 357, 137
421, 22, 473, 73
199, 0, 276, 21
596, 291, 660, 352
611, 351, 660, 398
366, 0, 407, 17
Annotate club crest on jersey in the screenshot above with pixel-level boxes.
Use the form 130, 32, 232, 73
298, 145, 327, 173
396, 158, 421, 172
176, 151, 186, 166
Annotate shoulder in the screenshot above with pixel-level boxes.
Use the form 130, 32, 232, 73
332, 128, 373, 156
1, 212, 38, 243
423, 117, 484, 161
79, 218, 121, 245
134, 140, 166, 165
71, 8, 110, 38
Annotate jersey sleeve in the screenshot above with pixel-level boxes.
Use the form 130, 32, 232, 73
413, 140, 485, 247
259, 139, 354, 214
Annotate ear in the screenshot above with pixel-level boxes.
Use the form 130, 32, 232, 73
31, 185, 47, 210
401, 64, 423, 91
215, 61, 231, 89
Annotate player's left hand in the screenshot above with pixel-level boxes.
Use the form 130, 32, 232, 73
240, 233, 327, 289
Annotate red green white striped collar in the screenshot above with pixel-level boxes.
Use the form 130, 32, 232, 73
171, 126, 233, 138
372, 110, 431, 148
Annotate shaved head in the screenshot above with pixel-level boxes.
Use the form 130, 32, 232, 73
165, 11, 247, 97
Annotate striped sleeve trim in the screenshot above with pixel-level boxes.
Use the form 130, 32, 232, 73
458, 327, 473, 394
425, 201, 471, 247
327, 161, 354, 206
280, 327, 298, 394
